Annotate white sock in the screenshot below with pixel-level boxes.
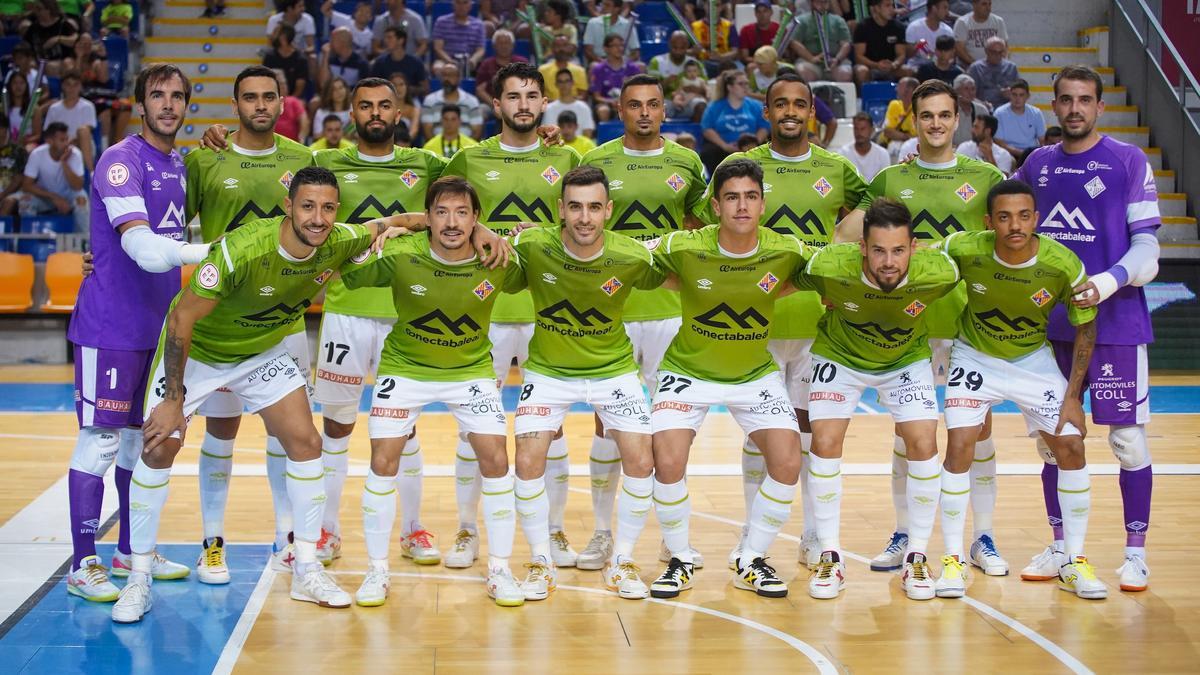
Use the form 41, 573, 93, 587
481, 475, 516, 560
397, 435, 423, 534
546, 435, 569, 533
613, 473, 653, 560
286, 456, 327, 549
198, 432, 234, 540
515, 475, 551, 561
807, 455, 842, 553
362, 470, 397, 561
1058, 467, 1091, 561
800, 431, 814, 536
940, 468, 970, 559
128, 458, 170, 555
265, 436, 292, 548
455, 439, 481, 531
906, 456, 941, 555
589, 435, 620, 533
970, 437, 997, 540
891, 436, 909, 534
320, 432, 351, 535
742, 476, 796, 565
741, 437, 765, 518
653, 478, 692, 563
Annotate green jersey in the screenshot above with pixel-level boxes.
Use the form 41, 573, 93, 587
795, 243, 960, 373
184, 217, 373, 364
314, 145, 449, 319
652, 225, 811, 384
444, 137, 580, 323
512, 226, 667, 379
339, 234, 525, 382
860, 154, 1004, 339
184, 134, 314, 243
939, 231, 1096, 360
579, 138, 706, 322
704, 144, 868, 339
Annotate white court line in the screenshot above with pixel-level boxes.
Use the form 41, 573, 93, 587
212, 567, 277, 675
856, 400, 882, 415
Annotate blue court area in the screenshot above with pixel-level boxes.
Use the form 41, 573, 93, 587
0, 543, 269, 674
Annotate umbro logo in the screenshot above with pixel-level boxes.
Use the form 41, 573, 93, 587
223, 177, 239, 189
697, 278, 713, 290
486, 170, 501, 181
542, 272, 557, 284
343, 173, 359, 183
410, 284, 426, 296
259, 286, 274, 296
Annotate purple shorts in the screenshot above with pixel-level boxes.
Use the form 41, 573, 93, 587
1051, 341, 1150, 427
73, 344, 154, 428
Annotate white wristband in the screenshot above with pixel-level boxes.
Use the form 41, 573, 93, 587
1074, 271, 1119, 304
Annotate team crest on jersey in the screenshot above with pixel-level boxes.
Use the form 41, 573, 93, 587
757, 272, 778, 293
107, 163, 129, 187
541, 166, 561, 185
955, 183, 977, 203
601, 276, 623, 296
666, 173, 686, 192
197, 262, 220, 289
473, 279, 495, 300
399, 170, 420, 188
350, 249, 371, 264
313, 268, 334, 285
904, 300, 926, 317
1084, 176, 1106, 199
812, 176, 833, 197
1031, 288, 1053, 307
279, 170, 294, 190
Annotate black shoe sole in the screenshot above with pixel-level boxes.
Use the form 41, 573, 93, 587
756, 588, 789, 598
870, 563, 902, 572
650, 588, 681, 598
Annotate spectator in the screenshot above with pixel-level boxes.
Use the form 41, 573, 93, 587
747, 45, 781, 101
954, 0, 1008, 66
200, 0, 225, 18
2, 122, 86, 231
5, 65, 42, 146
394, 120, 413, 147
432, 0, 487, 73
557, 110, 596, 155
699, 70, 768, 172
967, 36, 1018, 109
421, 63, 483, 140
0, 117, 26, 206
1044, 125, 1063, 144
0, 0, 26, 32
691, 4, 737, 73
648, 31, 703, 99
545, 70, 596, 137
44, 70, 95, 171
21, 0, 79, 77
266, 0, 316, 54
70, 34, 128, 148
384, 73, 420, 142
583, 0, 639, 64
590, 35, 644, 122
263, 24, 308, 98
673, 130, 697, 152
905, 0, 954, 69
422, 104, 478, 158
309, 114, 354, 151
99, 0, 131, 38
952, 72, 990, 146
369, 26, 428, 97
916, 35, 964, 86
371, 0, 427, 59
882, 75, 918, 160
5, 42, 38, 95
957, 112, 1013, 175
309, 77, 351, 133
666, 59, 707, 122
738, 0, 779, 66
321, 0, 374, 58
536, 0, 578, 58
480, 0, 528, 38
853, 0, 910, 85
271, 69, 309, 141
736, 132, 759, 152
993, 78, 1044, 158
539, 35, 588, 100
809, 95, 839, 149
837, 111, 891, 181
475, 29, 528, 102
320, 26, 370, 88
792, 0, 854, 83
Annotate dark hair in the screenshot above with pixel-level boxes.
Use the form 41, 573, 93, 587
602, 33, 624, 48
425, 175, 481, 214
1053, 65, 1104, 101
863, 197, 912, 237
385, 25, 407, 42
976, 112, 998, 138
44, 121, 69, 137
135, 63, 192, 106
235, 65, 281, 98
712, 158, 763, 197
493, 61, 544, 97
543, 0, 571, 22
562, 165, 609, 198
764, 71, 813, 109
322, 113, 343, 127
1045, 125, 1063, 138
934, 35, 956, 51
288, 166, 338, 200
852, 111, 874, 125
11, 42, 34, 59
620, 73, 662, 98
555, 68, 573, 81
274, 23, 296, 47
60, 69, 82, 85
350, 76, 397, 100
986, 179, 1036, 215
441, 103, 461, 118
911, 78, 957, 115
928, 0, 948, 7
556, 110, 577, 125
1009, 78, 1030, 94
736, 133, 758, 151
868, 0, 886, 6
276, 0, 302, 12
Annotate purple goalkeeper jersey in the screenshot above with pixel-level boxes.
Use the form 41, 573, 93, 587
1014, 135, 1160, 346
68, 134, 188, 351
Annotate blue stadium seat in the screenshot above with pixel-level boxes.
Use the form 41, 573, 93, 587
333, 1, 358, 15
103, 36, 129, 91
641, 41, 669, 61
635, 2, 673, 24
513, 39, 531, 58
661, 121, 703, 151
460, 77, 475, 93
45, 76, 61, 99
22, 216, 75, 235
483, 116, 498, 138
0, 216, 12, 252
0, 35, 20, 57
638, 23, 672, 44
861, 81, 897, 127
16, 238, 56, 262
430, 1, 454, 21
596, 120, 623, 143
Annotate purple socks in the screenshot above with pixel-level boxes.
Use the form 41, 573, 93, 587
68, 469, 104, 570
1119, 465, 1153, 547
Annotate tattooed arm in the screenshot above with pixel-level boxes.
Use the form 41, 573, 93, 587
142, 288, 219, 452
1056, 319, 1095, 437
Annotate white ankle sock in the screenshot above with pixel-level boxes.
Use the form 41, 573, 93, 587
198, 432, 233, 540
455, 439, 481, 531
128, 458, 171, 556
653, 478, 691, 563
807, 455, 842, 553
1058, 467, 1091, 560
516, 475, 551, 561
613, 473, 653, 560
362, 470, 397, 561
286, 456, 327, 546
319, 432, 351, 535
397, 435, 423, 534
743, 476, 796, 565
940, 468, 970, 559
905, 456, 941, 555
481, 475, 516, 559
970, 437, 997, 539
546, 435, 569, 532
589, 435, 621, 532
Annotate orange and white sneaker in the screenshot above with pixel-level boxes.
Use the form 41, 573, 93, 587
603, 557, 649, 599
1060, 556, 1108, 599
520, 556, 557, 601
269, 534, 296, 572
67, 555, 119, 602
316, 528, 342, 566
1116, 554, 1149, 592
1020, 545, 1067, 581
111, 551, 189, 580
401, 529, 441, 565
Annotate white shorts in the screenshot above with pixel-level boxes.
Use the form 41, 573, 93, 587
514, 370, 650, 436
944, 341, 1080, 437
490, 322, 533, 384
367, 375, 507, 439
807, 356, 939, 423
197, 329, 310, 418
767, 338, 814, 408
930, 338, 953, 384
312, 312, 395, 406
624, 317, 682, 390
651, 370, 799, 435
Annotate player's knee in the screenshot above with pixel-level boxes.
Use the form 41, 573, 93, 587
142, 437, 182, 468
1109, 425, 1151, 471
943, 440, 975, 474
205, 415, 241, 439
369, 452, 400, 477
1052, 436, 1086, 470
622, 452, 654, 479
69, 427, 121, 476
321, 403, 358, 430
1035, 435, 1057, 465
514, 450, 546, 481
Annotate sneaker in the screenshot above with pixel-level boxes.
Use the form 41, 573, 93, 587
603, 558, 649, 599
935, 555, 967, 598
269, 534, 296, 573
1059, 556, 1107, 599
728, 526, 748, 571
649, 557, 695, 599
576, 531, 614, 571
66, 555, 120, 602
1020, 545, 1067, 581
969, 534, 1009, 576
809, 551, 846, 599
869, 532, 908, 572
400, 529, 441, 565
901, 553, 935, 601
355, 566, 390, 607
734, 557, 789, 598
520, 558, 556, 601
658, 540, 705, 569
799, 532, 821, 571
111, 551, 190, 580
549, 530, 578, 567
290, 565, 352, 608
213, 3, 226, 15
486, 567, 525, 607
197, 537, 231, 585
316, 528, 342, 566
199, 7, 214, 17
444, 529, 480, 569
1116, 555, 1149, 592
111, 572, 152, 623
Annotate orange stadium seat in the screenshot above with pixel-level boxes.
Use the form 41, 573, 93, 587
42, 252, 85, 313
0, 251, 35, 312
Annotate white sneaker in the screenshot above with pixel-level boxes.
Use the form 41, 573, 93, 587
111, 572, 152, 623
355, 565, 390, 607
869, 532, 907, 572
649, 557, 695, 599
728, 526, 749, 571
901, 553, 935, 601
549, 530, 578, 568
799, 532, 821, 571
1058, 556, 1107, 599
66, 555, 119, 602
400, 529, 441, 565
603, 558, 649, 599
935, 555, 967, 598
1020, 545, 1067, 581
576, 531, 614, 571
520, 557, 557, 601
269, 538, 296, 573
809, 551, 846, 600
316, 528, 342, 566
444, 529, 479, 569
111, 551, 189, 580
1116, 554, 1149, 592
658, 540, 705, 569
734, 557, 789, 598
969, 534, 1009, 576
197, 537, 231, 585
486, 567, 525, 607
290, 565, 352, 608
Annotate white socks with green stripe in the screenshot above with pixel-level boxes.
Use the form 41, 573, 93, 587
286, 456, 326, 566
198, 432, 234, 540
128, 458, 170, 558
742, 476, 796, 566
546, 435, 569, 533
891, 435, 909, 534
741, 437, 766, 517
807, 455, 842, 553
589, 435, 621, 533
397, 436, 423, 534
515, 475, 551, 561
319, 432, 351, 536
1058, 467, 1091, 560
613, 473, 653, 560
800, 431, 815, 538
906, 456, 941, 555
481, 474, 516, 565
653, 478, 692, 563
970, 438, 997, 539
265, 435, 293, 549
362, 469, 397, 562
455, 439, 481, 532
939, 468, 970, 559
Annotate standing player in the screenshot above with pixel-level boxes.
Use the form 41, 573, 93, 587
857, 79, 1006, 576
1014, 65, 1161, 592
65, 64, 203, 602
648, 159, 810, 599
800, 198, 960, 601
442, 62, 581, 569
578, 73, 706, 571
935, 181, 1104, 599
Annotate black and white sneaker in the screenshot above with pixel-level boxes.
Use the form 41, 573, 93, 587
649, 557, 695, 598
734, 557, 789, 598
